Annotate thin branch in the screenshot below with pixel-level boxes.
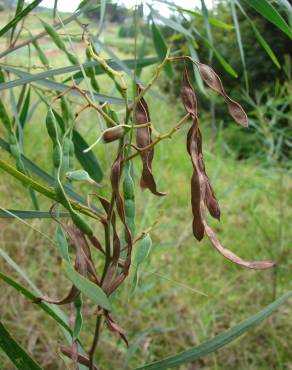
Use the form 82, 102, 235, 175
125, 113, 190, 162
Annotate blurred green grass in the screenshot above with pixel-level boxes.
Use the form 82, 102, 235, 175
0, 7, 291, 370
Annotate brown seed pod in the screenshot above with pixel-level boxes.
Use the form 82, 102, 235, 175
182, 66, 273, 269
181, 64, 197, 118
135, 84, 166, 196
194, 62, 248, 127
102, 126, 125, 143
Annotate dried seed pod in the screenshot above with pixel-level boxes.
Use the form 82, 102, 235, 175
135, 85, 166, 196
194, 62, 248, 127
105, 313, 128, 347
102, 126, 125, 143
181, 65, 197, 118
182, 67, 273, 269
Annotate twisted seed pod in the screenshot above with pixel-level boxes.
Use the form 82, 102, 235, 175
135, 85, 166, 196
182, 67, 273, 269
181, 64, 197, 118
194, 62, 248, 127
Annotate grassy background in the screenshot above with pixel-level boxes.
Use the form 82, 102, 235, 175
0, 7, 291, 370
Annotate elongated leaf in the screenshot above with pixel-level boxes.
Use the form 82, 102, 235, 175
62, 260, 111, 311
0, 136, 103, 215
0, 0, 42, 37
0, 58, 158, 91
151, 10, 238, 77
153, 1, 234, 29
0, 322, 42, 370
151, 19, 173, 78
230, 0, 248, 88
0, 0, 95, 60
0, 273, 71, 333
98, 0, 107, 36
236, 1, 281, 69
19, 87, 31, 128
244, 0, 292, 39
0, 209, 69, 218
249, 21, 281, 69
0, 66, 126, 105
134, 291, 291, 369
72, 129, 103, 183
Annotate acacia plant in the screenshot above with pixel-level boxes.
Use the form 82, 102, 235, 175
0, 1, 291, 369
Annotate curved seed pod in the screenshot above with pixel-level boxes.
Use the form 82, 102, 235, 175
123, 152, 135, 237
182, 70, 221, 222
189, 122, 274, 268
181, 65, 197, 118
46, 110, 58, 143
102, 126, 125, 143
70, 213, 93, 237
135, 85, 166, 196
194, 62, 248, 127
41, 19, 67, 51
188, 124, 205, 241
37, 285, 80, 305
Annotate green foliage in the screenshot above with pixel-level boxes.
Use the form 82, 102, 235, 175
0, 1, 291, 369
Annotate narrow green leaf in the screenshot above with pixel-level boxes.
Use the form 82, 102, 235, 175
0, 322, 42, 370
151, 10, 193, 38
244, 0, 292, 39
32, 39, 50, 68
10, 0, 25, 42
0, 137, 102, 215
152, 9, 237, 77
73, 295, 83, 340
151, 19, 173, 78
53, 0, 58, 19
19, 87, 31, 128
188, 41, 206, 95
0, 66, 125, 105
230, 0, 248, 88
134, 291, 292, 369
236, 1, 281, 69
199, 34, 238, 77
98, 0, 107, 36
0, 58, 157, 90
249, 21, 281, 69
153, 1, 234, 29
56, 225, 70, 261
0, 272, 71, 333
72, 129, 103, 183
62, 260, 111, 311
134, 234, 152, 266
0, 209, 69, 218
0, 0, 42, 37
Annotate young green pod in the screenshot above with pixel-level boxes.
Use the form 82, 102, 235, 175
102, 126, 125, 143
53, 145, 62, 169
70, 212, 93, 237
41, 20, 66, 51
46, 110, 58, 143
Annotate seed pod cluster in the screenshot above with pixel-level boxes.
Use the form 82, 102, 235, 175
181, 65, 274, 269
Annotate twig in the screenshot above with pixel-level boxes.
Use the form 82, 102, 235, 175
125, 113, 190, 162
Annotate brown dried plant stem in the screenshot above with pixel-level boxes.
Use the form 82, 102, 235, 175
88, 140, 124, 370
